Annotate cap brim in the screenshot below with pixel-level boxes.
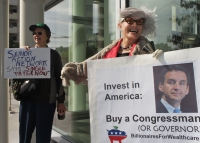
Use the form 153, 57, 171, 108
29, 25, 38, 31
29, 24, 51, 33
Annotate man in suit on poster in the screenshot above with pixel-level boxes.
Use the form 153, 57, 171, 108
156, 64, 194, 113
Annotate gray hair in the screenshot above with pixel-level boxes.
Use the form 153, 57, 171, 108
119, 6, 157, 39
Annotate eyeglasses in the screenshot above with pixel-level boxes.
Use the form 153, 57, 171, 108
123, 17, 146, 25
32, 32, 42, 35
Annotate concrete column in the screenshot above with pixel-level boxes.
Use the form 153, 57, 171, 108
20, 0, 44, 47
19, 0, 44, 142
0, 0, 9, 142
69, 0, 86, 111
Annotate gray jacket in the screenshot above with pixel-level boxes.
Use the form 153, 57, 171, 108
61, 37, 155, 87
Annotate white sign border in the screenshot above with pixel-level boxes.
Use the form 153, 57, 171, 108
87, 47, 200, 143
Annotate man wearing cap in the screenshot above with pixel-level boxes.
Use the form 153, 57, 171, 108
20, 23, 66, 143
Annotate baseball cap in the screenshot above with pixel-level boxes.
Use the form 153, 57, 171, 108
29, 23, 51, 33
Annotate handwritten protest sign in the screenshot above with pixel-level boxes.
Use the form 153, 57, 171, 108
4, 48, 50, 78
87, 47, 200, 143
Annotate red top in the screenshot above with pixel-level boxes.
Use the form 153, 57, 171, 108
103, 39, 137, 59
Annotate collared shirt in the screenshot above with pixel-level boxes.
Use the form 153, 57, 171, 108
161, 98, 181, 113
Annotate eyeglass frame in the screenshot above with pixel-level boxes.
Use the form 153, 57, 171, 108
122, 17, 146, 25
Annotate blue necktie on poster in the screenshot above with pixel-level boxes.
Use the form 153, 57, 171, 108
173, 108, 181, 113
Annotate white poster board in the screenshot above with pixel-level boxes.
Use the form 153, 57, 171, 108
4, 48, 51, 78
88, 47, 200, 143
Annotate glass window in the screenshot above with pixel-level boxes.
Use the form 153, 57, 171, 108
45, 0, 118, 142
10, 5, 18, 14
86, 5, 92, 11
10, 9, 17, 13
44, 0, 200, 142
9, 21, 17, 28
129, 0, 200, 51
11, 36, 17, 41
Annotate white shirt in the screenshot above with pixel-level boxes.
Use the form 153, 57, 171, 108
161, 98, 181, 113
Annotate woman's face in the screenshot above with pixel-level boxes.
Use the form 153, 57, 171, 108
32, 28, 49, 46
118, 16, 144, 42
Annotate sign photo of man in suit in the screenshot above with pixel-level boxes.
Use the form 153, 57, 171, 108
154, 64, 198, 113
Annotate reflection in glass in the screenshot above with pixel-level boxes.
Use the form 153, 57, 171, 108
44, 0, 200, 142
45, 0, 117, 142
129, 0, 200, 51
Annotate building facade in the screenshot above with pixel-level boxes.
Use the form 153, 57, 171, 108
44, 0, 200, 142
9, 0, 19, 45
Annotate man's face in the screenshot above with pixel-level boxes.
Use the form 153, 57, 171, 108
159, 70, 189, 105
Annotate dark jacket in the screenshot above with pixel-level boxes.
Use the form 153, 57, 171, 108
156, 99, 194, 113
22, 49, 65, 103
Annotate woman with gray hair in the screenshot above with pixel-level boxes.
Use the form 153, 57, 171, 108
61, 6, 163, 86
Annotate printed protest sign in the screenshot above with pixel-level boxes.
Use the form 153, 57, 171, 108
87, 47, 200, 143
4, 48, 50, 78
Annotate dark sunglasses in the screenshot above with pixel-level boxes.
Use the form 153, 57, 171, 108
123, 17, 146, 25
32, 32, 42, 35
